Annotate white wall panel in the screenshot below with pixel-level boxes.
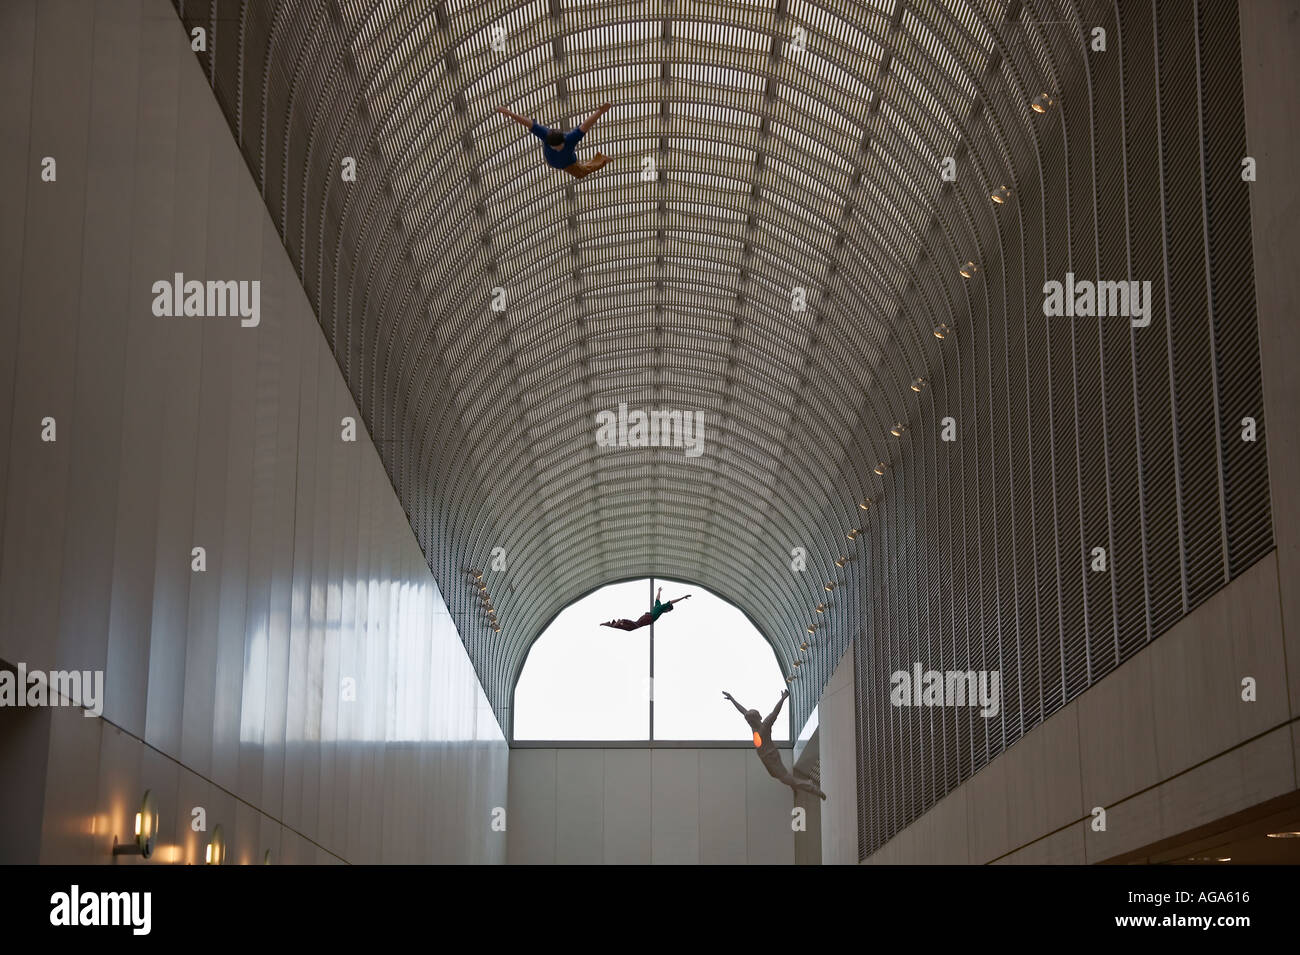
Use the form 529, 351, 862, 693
555, 749, 605, 864
509, 747, 796, 864
699, 749, 748, 864
602, 749, 651, 864
818, 643, 859, 865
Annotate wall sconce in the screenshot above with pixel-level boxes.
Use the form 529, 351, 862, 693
204, 825, 226, 865
112, 789, 159, 859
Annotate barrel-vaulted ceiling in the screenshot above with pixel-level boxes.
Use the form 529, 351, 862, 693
174, 0, 1095, 733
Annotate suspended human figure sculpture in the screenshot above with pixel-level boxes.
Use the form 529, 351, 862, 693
723, 689, 827, 800
496, 102, 613, 179
601, 586, 690, 632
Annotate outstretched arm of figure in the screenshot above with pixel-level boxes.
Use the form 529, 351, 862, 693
722, 691, 747, 716
763, 689, 789, 731
496, 106, 533, 128
578, 102, 611, 133
667, 594, 692, 606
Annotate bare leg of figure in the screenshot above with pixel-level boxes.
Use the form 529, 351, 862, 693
781, 773, 827, 801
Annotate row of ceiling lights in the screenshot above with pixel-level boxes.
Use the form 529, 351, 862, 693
469, 569, 501, 633
959, 91, 1056, 277
781, 99, 1020, 683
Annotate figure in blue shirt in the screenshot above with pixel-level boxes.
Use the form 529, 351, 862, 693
497, 102, 612, 179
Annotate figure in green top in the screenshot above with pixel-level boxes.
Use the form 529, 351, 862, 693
601, 586, 691, 632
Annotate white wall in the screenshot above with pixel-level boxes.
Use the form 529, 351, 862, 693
819, 643, 858, 864
1242, 0, 1300, 770
0, 0, 507, 864
507, 748, 796, 864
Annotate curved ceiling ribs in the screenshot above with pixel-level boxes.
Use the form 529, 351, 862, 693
176, 0, 1091, 732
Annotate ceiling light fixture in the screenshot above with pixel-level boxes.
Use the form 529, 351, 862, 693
859, 497, 872, 511
933, 323, 951, 339
824, 582, 835, 592
910, 376, 927, 393
959, 261, 978, 279
846, 528, 859, 541
1266, 831, 1300, 838
1031, 92, 1055, 113
874, 462, 888, 475
990, 185, 1011, 204
890, 422, 906, 437
815, 603, 826, 613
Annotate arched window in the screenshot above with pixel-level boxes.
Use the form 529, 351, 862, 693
513, 578, 788, 742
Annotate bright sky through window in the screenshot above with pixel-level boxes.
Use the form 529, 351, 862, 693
513, 578, 788, 741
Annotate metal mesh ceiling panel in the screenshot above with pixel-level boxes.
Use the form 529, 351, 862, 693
173, 0, 1272, 857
